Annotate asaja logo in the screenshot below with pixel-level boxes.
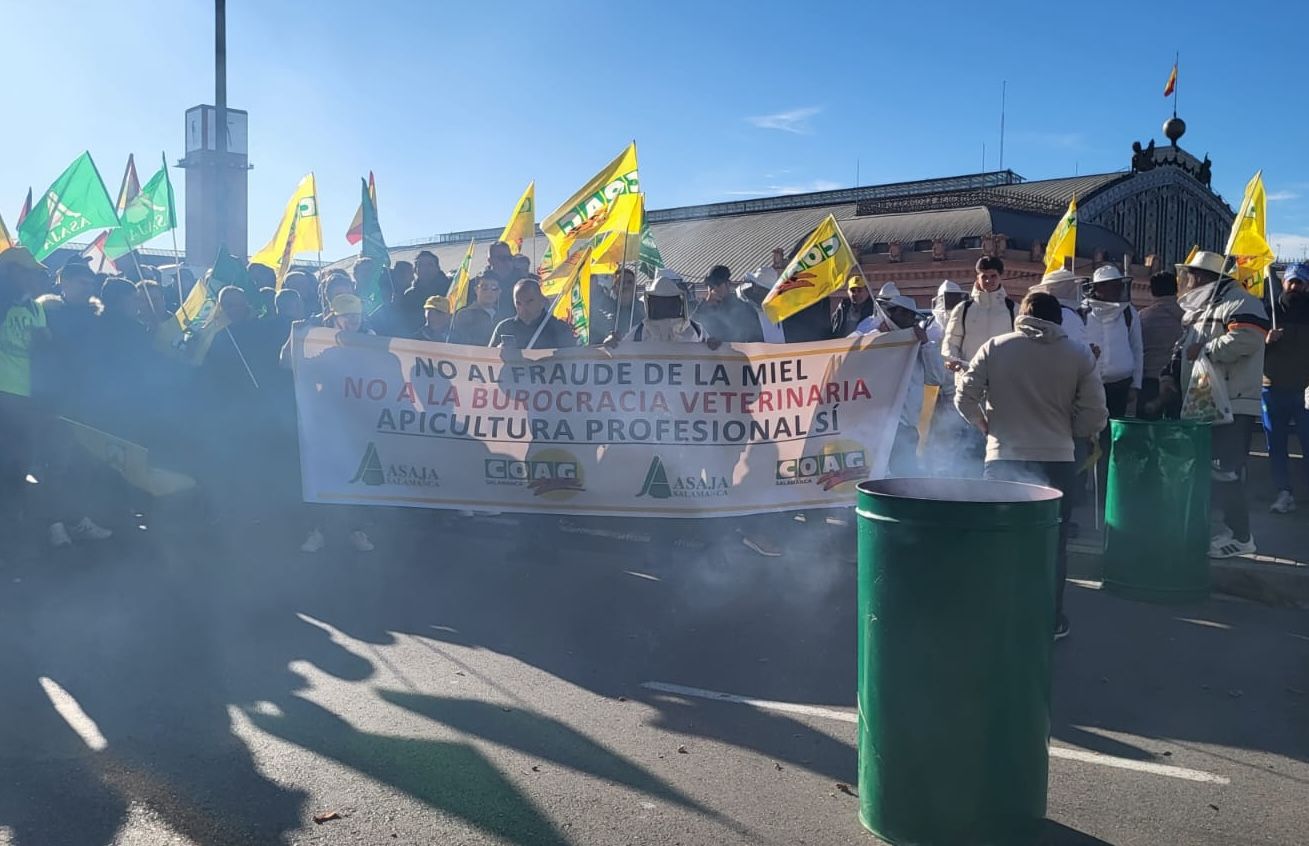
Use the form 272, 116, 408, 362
42, 193, 90, 243
350, 442, 385, 486
484, 449, 584, 500
776, 441, 867, 491
349, 442, 439, 488
637, 456, 730, 499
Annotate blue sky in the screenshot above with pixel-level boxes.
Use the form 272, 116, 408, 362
3, 0, 1306, 261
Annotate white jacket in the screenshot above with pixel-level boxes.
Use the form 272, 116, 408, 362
943, 287, 1015, 364
853, 319, 943, 427
1083, 300, 1143, 387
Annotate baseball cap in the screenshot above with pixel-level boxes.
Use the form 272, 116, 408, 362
423, 295, 451, 314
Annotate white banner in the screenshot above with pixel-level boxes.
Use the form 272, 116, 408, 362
292, 327, 917, 518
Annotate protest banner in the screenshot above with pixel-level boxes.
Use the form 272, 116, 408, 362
292, 328, 918, 517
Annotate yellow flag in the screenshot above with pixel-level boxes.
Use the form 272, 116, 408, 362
0, 212, 12, 252
589, 193, 644, 274
447, 239, 477, 311
1044, 196, 1077, 274
1225, 170, 1275, 297
762, 215, 858, 324
541, 143, 638, 270
156, 275, 229, 366
500, 182, 535, 255
540, 245, 593, 344
251, 173, 323, 269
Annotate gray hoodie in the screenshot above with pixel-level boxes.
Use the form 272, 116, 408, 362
955, 316, 1108, 463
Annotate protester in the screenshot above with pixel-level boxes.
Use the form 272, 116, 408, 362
0, 248, 51, 522
1083, 265, 1143, 419
512, 253, 535, 282
282, 271, 318, 315
594, 267, 644, 341
484, 241, 520, 315
418, 296, 453, 342
956, 291, 1108, 640
247, 262, 277, 294
449, 276, 501, 346
35, 260, 100, 417
275, 288, 304, 322
490, 279, 576, 349
943, 256, 1015, 371
1262, 263, 1309, 514
1137, 271, 1183, 419
833, 275, 876, 337
398, 250, 451, 329
280, 292, 375, 554
929, 280, 965, 341
694, 265, 763, 343
1028, 269, 1092, 353
314, 272, 355, 326
390, 260, 415, 296
738, 270, 785, 343
610, 270, 712, 344
1161, 250, 1269, 558
857, 293, 941, 476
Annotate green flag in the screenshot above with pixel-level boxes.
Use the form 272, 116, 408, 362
358, 176, 389, 311
638, 221, 664, 276
103, 154, 175, 259
18, 152, 119, 260
211, 244, 265, 313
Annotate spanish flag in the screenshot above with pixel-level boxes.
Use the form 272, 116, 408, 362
345, 171, 375, 246
499, 182, 535, 255
1163, 64, 1177, 97
251, 173, 323, 270
762, 215, 858, 324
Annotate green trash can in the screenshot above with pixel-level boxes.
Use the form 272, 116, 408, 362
856, 478, 1061, 846
1103, 419, 1212, 603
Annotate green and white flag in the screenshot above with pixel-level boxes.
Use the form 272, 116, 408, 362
638, 221, 664, 276
18, 151, 118, 260
104, 154, 175, 259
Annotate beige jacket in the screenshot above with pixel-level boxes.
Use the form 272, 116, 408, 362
955, 316, 1108, 463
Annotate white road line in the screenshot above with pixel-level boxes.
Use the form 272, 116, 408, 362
641, 681, 1230, 786
38, 676, 108, 751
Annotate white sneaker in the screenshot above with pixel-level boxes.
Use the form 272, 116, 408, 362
1270, 491, 1296, 514
1211, 524, 1234, 543
72, 517, 112, 541
741, 533, 783, 558
50, 522, 73, 548
349, 530, 374, 552
300, 529, 326, 553
1209, 533, 1256, 559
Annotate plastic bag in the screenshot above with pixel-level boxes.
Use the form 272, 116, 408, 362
1181, 355, 1233, 425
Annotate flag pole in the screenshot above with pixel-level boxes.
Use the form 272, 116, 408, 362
1173, 51, 1179, 119
224, 325, 259, 389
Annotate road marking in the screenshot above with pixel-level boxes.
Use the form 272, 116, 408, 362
38, 676, 107, 751
641, 682, 1230, 786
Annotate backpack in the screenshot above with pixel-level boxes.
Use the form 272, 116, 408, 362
959, 296, 1015, 347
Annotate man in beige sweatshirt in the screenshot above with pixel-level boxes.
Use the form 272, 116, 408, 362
955, 291, 1108, 641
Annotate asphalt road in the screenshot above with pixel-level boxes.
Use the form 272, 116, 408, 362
2, 507, 1307, 845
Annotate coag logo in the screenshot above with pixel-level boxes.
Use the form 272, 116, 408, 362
558, 169, 640, 237
776, 441, 867, 491
485, 449, 584, 500
637, 456, 730, 499
297, 197, 318, 218
349, 441, 439, 488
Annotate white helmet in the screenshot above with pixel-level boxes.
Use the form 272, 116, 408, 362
937, 279, 962, 296
878, 282, 901, 298
646, 269, 685, 298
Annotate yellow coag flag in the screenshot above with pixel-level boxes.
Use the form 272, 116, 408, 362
1225, 170, 1275, 297
500, 182, 535, 255
540, 245, 593, 344
156, 275, 229, 366
541, 143, 639, 271
446, 239, 477, 311
762, 215, 858, 324
589, 193, 644, 274
251, 173, 323, 270
1044, 196, 1077, 274
0, 212, 12, 252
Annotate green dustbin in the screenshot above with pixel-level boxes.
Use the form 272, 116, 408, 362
1103, 419, 1212, 603
856, 478, 1061, 846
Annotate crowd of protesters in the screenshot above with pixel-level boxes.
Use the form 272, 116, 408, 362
2, 238, 1306, 638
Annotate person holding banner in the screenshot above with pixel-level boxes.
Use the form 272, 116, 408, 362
612, 270, 714, 346
694, 265, 763, 343
450, 276, 501, 347
490, 279, 576, 350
